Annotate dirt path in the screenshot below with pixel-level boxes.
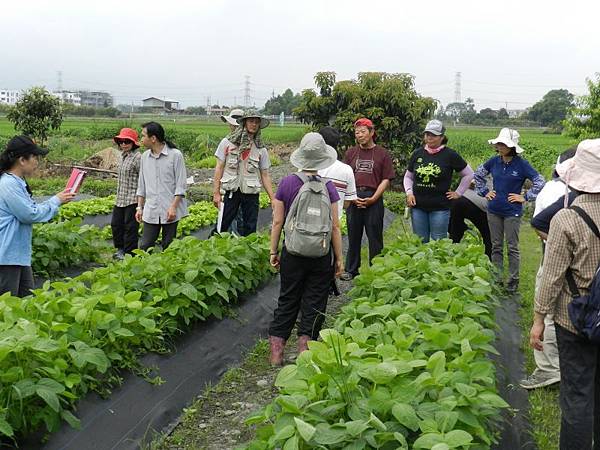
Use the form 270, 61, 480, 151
154, 280, 354, 450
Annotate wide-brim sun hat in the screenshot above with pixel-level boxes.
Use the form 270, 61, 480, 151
488, 128, 524, 154
290, 132, 338, 171
114, 128, 140, 147
556, 138, 600, 193
237, 110, 270, 129
221, 108, 244, 127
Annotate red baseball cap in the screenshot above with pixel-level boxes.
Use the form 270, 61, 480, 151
354, 118, 374, 129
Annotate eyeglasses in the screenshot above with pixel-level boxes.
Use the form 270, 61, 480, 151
116, 140, 133, 145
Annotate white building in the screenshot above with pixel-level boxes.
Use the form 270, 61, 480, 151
53, 91, 82, 106
0, 89, 21, 105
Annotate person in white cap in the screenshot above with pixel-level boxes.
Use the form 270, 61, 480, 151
520, 147, 577, 391
211, 110, 274, 236
220, 108, 244, 132
404, 119, 474, 243
530, 138, 600, 449
474, 128, 545, 293
267, 133, 343, 366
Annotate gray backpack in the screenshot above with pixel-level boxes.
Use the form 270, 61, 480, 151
284, 173, 333, 258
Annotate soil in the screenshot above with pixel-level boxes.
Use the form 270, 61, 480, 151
82, 147, 121, 170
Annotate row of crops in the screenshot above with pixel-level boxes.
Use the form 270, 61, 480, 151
30, 193, 272, 276
244, 236, 507, 449
0, 233, 272, 441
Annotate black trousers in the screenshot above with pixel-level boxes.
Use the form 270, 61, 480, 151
111, 204, 139, 254
269, 248, 334, 340
556, 324, 600, 450
212, 190, 259, 237
139, 221, 178, 251
345, 191, 384, 276
0, 265, 34, 297
448, 196, 492, 258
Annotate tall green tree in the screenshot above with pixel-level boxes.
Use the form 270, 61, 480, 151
262, 88, 302, 115
7, 87, 63, 145
293, 72, 436, 166
527, 89, 574, 127
565, 74, 600, 139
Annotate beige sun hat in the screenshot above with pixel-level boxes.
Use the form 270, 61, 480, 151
556, 139, 600, 193
488, 128, 525, 154
220, 108, 244, 126
290, 132, 338, 171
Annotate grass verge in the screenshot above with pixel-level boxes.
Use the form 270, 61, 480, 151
518, 224, 560, 449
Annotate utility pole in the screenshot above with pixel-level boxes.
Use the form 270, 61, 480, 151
244, 75, 252, 108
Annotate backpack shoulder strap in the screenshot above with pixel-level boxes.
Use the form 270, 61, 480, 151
294, 172, 310, 184
570, 206, 600, 240
565, 205, 600, 297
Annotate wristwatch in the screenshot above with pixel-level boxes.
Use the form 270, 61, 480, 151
136, 206, 143, 211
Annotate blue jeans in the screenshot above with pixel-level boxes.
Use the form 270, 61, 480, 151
411, 208, 450, 243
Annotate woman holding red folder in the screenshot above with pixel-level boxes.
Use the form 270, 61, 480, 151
0, 136, 75, 297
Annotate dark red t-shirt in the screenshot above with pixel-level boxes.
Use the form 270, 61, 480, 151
343, 145, 395, 190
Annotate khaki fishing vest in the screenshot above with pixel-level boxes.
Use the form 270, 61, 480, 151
220, 143, 263, 194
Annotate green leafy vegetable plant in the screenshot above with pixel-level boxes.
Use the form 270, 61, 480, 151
244, 236, 507, 450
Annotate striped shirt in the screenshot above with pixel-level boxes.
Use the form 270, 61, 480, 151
535, 193, 600, 334
115, 150, 141, 207
318, 160, 357, 219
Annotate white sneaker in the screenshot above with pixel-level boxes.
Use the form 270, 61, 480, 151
519, 372, 560, 390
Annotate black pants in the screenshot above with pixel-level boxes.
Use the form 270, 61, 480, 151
556, 324, 600, 450
448, 196, 492, 258
269, 248, 334, 340
139, 221, 178, 251
0, 265, 34, 297
212, 190, 259, 237
111, 204, 139, 254
345, 191, 384, 276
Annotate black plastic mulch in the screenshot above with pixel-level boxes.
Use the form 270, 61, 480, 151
25, 210, 395, 449
492, 293, 537, 449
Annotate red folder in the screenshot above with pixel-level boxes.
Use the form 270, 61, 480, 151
65, 168, 87, 194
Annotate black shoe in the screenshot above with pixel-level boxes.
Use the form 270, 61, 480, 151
340, 272, 355, 281
112, 249, 125, 261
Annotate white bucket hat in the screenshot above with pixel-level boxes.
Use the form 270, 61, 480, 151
220, 108, 244, 127
556, 139, 600, 193
290, 132, 338, 171
488, 128, 525, 154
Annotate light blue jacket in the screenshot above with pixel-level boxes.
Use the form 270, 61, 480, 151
0, 173, 60, 266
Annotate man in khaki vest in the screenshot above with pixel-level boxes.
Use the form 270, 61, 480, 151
212, 111, 274, 236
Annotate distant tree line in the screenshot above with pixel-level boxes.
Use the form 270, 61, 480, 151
436, 89, 576, 131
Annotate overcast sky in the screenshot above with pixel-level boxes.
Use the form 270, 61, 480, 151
1, 0, 598, 111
